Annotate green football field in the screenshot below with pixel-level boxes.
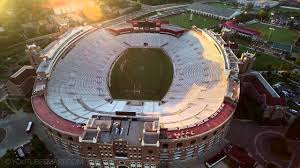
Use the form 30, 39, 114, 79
239, 45, 295, 71
109, 48, 173, 100
246, 23, 298, 45
162, 12, 220, 29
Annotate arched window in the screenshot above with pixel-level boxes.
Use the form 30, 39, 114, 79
176, 143, 183, 147
190, 140, 196, 145
162, 144, 169, 148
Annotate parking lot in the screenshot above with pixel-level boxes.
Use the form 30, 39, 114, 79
272, 81, 300, 113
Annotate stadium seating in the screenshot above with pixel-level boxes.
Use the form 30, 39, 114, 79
46, 28, 228, 130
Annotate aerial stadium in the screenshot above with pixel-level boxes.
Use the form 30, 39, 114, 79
30, 20, 240, 168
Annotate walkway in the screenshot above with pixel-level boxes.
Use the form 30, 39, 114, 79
226, 119, 300, 168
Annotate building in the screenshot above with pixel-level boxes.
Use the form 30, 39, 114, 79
26, 44, 43, 69
6, 66, 36, 98
224, 144, 257, 168
223, 20, 261, 39
239, 52, 256, 74
0, 26, 7, 38
31, 22, 240, 168
240, 72, 287, 121
49, 15, 69, 32
188, 3, 241, 20
39, 0, 86, 15
236, 0, 279, 8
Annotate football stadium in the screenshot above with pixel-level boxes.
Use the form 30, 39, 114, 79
31, 20, 240, 168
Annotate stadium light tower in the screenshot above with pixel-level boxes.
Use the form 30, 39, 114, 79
267, 27, 274, 41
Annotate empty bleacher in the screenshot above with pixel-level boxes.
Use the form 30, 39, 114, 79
46, 27, 228, 131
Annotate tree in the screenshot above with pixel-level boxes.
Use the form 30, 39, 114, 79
0, 149, 19, 168
282, 71, 291, 82
245, 3, 254, 11
257, 9, 268, 20
266, 162, 280, 168
295, 53, 300, 66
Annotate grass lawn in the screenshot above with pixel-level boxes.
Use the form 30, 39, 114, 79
110, 48, 173, 100
270, 136, 292, 161
161, 12, 220, 29
239, 45, 295, 71
254, 54, 294, 71
286, 117, 300, 140
0, 101, 13, 114
246, 23, 298, 45
206, 2, 237, 9
0, 38, 51, 79
0, 45, 27, 68
0, 128, 6, 143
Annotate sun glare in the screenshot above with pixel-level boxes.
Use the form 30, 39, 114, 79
82, 1, 103, 21
37, 0, 103, 21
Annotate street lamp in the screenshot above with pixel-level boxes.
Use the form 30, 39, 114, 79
267, 27, 275, 41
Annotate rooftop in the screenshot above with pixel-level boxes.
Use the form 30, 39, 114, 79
80, 116, 159, 145
10, 66, 35, 85
188, 3, 240, 19
242, 72, 286, 106
32, 96, 84, 136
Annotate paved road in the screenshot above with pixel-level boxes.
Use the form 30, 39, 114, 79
0, 110, 34, 157
225, 119, 298, 168
254, 131, 290, 168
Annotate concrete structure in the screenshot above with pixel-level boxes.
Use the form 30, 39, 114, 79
188, 3, 241, 20
7, 66, 36, 98
26, 44, 43, 69
240, 72, 287, 121
49, 15, 69, 32
31, 22, 240, 168
239, 52, 256, 74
